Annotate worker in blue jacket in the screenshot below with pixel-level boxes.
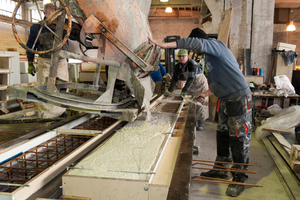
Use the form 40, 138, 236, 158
148, 28, 252, 197
150, 63, 166, 96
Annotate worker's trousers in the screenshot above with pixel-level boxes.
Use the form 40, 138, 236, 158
185, 73, 209, 122
154, 81, 163, 96
215, 94, 252, 178
37, 57, 69, 118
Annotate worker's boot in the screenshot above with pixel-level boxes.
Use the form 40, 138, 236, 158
226, 173, 248, 197
196, 120, 205, 131
200, 163, 229, 180
200, 131, 232, 180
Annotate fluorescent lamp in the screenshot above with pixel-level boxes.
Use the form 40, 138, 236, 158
165, 7, 172, 13
287, 21, 296, 32
160, 0, 169, 2
43, 0, 52, 4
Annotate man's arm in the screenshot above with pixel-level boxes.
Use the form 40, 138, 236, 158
168, 65, 180, 93
177, 38, 222, 57
26, 25, 39, 63
181, 59, 198, 93
159, 63, 166, 76
148, 37, 177, 49
195, 88, 213, 101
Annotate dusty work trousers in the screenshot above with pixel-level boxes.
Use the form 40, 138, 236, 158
37, 57, 69, 118
154, 81, 163, 96
216, 94, 252, 179
185, 73, 209, 122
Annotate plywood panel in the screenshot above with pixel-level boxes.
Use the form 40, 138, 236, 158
217, 8, 233, 46
274, 54, 294, 81
277, 42, 296, 51
63, 176, 148, 200
245, 76, 264, 85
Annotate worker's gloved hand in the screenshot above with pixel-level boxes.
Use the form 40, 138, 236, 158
195, 94, 205, 102
180, 92, 185, 97
28, 64, 36, 76
164, 91, 171, 96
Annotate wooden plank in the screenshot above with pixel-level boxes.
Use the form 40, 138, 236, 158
290, 160, 300, 174
56, 128, 102, 135
16, 99, 36, 110
268, 136, 290, 164
290, 145, 300, 173
274, 54, 294, 81
59, 196, 91, 200
265, 136, 295, 200
262, 128, 292, 135
277, 42, 296, 51
15, 81, 38, 87
167, 103, 195, 200
262, 138, 300, 200
0, 106, 9, 114
272, 132, 292, 154
290, 145, 300, 159
151, 137, 181, 186
245, 75, 264, 85
217, 7, 233, 46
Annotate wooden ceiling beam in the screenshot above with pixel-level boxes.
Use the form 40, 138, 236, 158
275, 0, 300, 8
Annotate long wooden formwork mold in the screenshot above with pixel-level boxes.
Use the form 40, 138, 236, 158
62, 98, 186, 200
62, 137, 181, 200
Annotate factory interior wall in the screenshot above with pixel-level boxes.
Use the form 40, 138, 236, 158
0, 22, 28, 55
148, 18, 200, 43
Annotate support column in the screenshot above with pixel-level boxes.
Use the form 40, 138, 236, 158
226, 0, 253, 63
251, 0, 275, 83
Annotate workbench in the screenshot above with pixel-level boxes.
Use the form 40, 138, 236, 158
252, 93, 300, 125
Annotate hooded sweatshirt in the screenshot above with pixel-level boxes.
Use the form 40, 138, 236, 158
177, 38, 250, 100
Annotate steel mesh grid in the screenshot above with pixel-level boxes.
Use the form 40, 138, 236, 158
74, 116, 118, 130
0, 134, 92, 193
151, 102, 181, 113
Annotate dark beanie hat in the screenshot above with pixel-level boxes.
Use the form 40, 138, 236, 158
188, 28, 208, 39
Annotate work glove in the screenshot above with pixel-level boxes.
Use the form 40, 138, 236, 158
195, 95, 204, 102
164, 91, 171, 96
180, 92, 185, 97
28, 64, 36, 76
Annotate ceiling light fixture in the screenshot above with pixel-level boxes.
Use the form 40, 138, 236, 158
43, 0, 52, 4
160, 0, 169, 2
165, 7, 172, 13
287, 21, 296, 32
